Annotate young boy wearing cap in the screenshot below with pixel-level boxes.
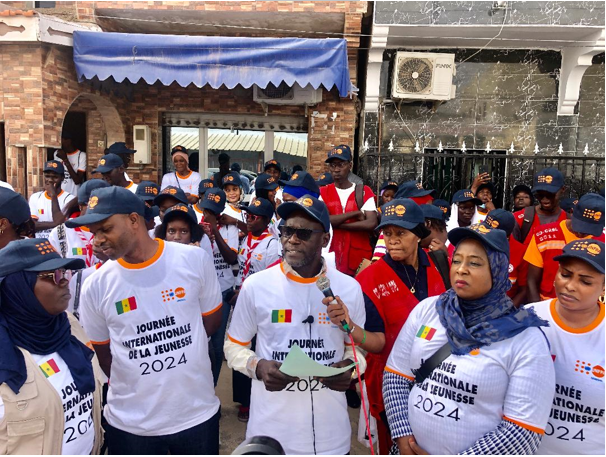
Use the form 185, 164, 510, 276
0, 187, 33, 249
106, 142, 136, 183
525, 193, 605, 303
321, 145, 378, 276
512, 168, 567, 245
445, 189, 482, 235
511, 184, 534, 212
94, 153, 138, 193
54, 132, 87, 197
69, 186, 223, 454
161, 145, 202, 204
29, 160, 76, 238
379, 180, 399, 206
529, 239, 605, 455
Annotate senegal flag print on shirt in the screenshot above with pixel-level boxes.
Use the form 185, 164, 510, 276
39, 358, 60, 378
271, 309, 292, 323
416, 325, 436, 341
116, 296, 138, 315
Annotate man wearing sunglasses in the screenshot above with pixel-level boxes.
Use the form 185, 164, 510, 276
225, 194, 366, 455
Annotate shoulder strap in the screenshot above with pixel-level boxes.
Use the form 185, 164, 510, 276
520, 205, 536, 243
73, 270, 83, 319
57, 223, 68, 258
355, 184, 364, 210
428, 249, 451, 289
174, 172, 183, 189
414, 342, 452, 385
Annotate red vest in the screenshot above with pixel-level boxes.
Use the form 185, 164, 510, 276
507, 237, 527, 298
320, 183, 374, 275
356, 257, 446, 418
514, 207, 567, 245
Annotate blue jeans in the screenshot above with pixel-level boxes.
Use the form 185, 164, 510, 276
210, 288, 234, 386
105, 410, 220, 455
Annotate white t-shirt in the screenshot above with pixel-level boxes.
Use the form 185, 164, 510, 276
335, 183, 376, 213
48, 225, 97, 267
236, 233, 280, 286
124, 181, 138, 194
212, 225, 239, 292
386, 296, 555, 455
222, 202, 245, 224
29, 190, 76, 238
227, 262, 366, 455
54, 150, 87, 197
79, 240, 222, 436
0, 180, 14, 190
161, 171, 202, 198
532, 299, 605, 455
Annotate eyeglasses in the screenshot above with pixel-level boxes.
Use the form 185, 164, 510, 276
37, 269, 72, 285
327, 161, 348, 170
279, 226, 324, 241
245, 213, 261, 222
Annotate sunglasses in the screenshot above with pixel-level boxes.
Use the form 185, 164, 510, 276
245, 213, 262, 222
37, 269, 72, 285
279, 226, 324, 241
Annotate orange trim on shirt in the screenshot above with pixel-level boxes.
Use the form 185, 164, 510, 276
31, 214, 39, 220
202, 302, 222, 317
227, 334, 251, 346
193, 205, 204, 215
91, 339, 110, 345
125, 181, 135, 189
44, 190, 65, 200
177, 170, 193, 179
279, 261, 317, 284
385, 366, 415, 381
550, 298, 604, 334
503, 416, 544, 435
67, 149, 81, 156
118, 239, 164, 269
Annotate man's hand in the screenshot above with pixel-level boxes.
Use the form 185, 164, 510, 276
44, 181, 57, 197
484, 199, 496, 212
56, 149, 68, 161
255, 359, 298, 391
408, 437, 429, 455
395, 436, 416, 455
427, 238, 446, 253
315, 359, 354, 391
219, 213, 238, 227
322, 295, 350, 332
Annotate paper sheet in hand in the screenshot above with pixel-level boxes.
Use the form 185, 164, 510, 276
278, 343, 356, 378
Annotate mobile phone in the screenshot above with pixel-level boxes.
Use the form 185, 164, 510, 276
479, 164, 489, 175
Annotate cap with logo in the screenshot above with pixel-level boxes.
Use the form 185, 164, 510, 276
108, 142, 136, 155
163, 203, 198, 228
280, 171, 320, 195
484, 209, 516, 237
277, 195, 330, 232
571, 193, 605, 237
153, 186, 188, 206
77, 179, 110, 205
421, 203, 446, 221
452, 189, 482, 206
43, 160, 65, 176
396, 180, 436, 199
560, 197, 578, 213
221, 171, 243, 189
199, 188, 226, 215
0, 187, 31, 226
264, 160, 282, 172
135, 181, 161, 202
377, 198, 425, 232
94, 153, 124, 173
255, 173, 279, 191
0, 238, 85, 278
554, 239, 605, 274
448, 223, 510, 259
380, 180, 399, 192
198, 179, 215, 196
171, 145, 187, 155
325, 145, 352, 163
316, 172, 334, 187
531, 167, 564, 194
66, 186, 148, 228
433, 199, 450, 216
242, 198, 274, 220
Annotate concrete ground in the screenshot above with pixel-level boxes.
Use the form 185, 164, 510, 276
216, 361, 372, 455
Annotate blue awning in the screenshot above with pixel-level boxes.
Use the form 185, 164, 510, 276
72, 31, 352, 97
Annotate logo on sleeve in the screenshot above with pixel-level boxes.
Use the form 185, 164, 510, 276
416, 325, 436, 341
115, 296, 138, 315
271, 309, 292, 323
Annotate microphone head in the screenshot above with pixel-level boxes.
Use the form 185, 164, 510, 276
315, 275, 330, 293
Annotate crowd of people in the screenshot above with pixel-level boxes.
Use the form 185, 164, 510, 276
0, 137, 604, 455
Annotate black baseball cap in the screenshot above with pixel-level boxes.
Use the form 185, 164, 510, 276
242, 198, 274, 220
153, 186, 188, 206
421, 203, 446, 221
94, 153, 124, 173
277, 195, 330, 232
0, 187, 31, 226
43, 160, 65, 175
198, 179, 215, 196
484, 209, 516, 237
135, 181, 160, 202
255, 173, 279, 191
377, 198, 425, 231
77, 179, 110, 205
171, 145, 187, 155
433, 199, 450, 216
452, 189, 482, 206
0, 238, 85, 278
381, 180, 399, 192
316, 172, 334, 187
512, 184, 533, 198
476, 182, 496, 197
198, 188, 226, 215
396, 180, 436, 199
280, 171, 320, 195
325, 145, 352, 163
218, 152, 230, 165
554, 239, 605, 274
448, 223, 510, 259
66, 186, 148, 228
230, 163, 242, 173
571, 193, 605, 237
264, 160, 282, 172
222, 172, 243, 189
532, 168, 564, 194
108, 142, 136, 155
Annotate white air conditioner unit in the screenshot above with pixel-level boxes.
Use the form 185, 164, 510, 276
391, 52, 456, 101
253, 82, 322, 106
133, 125, 151, 165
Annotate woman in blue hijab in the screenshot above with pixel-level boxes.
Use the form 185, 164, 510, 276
383, 223, 556, 455
0, 238, 104, 454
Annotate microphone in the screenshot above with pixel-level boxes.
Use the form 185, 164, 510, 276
302, 315, 314, 324
315, 275, 351, 333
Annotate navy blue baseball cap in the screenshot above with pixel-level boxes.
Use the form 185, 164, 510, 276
66, 186, 148, 228
560, 197, 578, 213
316, 172, 334, 187
43, 160, 65, 175
396, 180, 436, 199
153, 186, 188, 206
277, 195, 330, 232
484, 209, 516, 237
280, 171, 320, 195
476, 182, 496, 197
421, 203, 446, 221
452, 189, 482, 206
163, 203, 197, 226
171, 145, 187, 155
433, 199, 450, 216
77, 179, 110, 205
571, 193, 605, 237
448, 223, 510, 259
94, 153, 124, 173
0, 187, 31, 226
264, 160, 282, 172
242, 198, 274, 220
198, 188, 226, 215
135, 181, 160, 202
325, 145, 352, 163
599, 187, 605, 198
381, 180, 399, 192
377, 198, 425, 231
0, 238, 85, 278
532, 167, 564, 194
198, 179, 215, 196
221, 171, 243, 189
255, 173, 279, 191
554, 239, 605, 274
108, 142, 136, 155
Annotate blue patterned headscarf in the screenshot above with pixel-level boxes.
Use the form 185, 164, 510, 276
436, 241, 547, 355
